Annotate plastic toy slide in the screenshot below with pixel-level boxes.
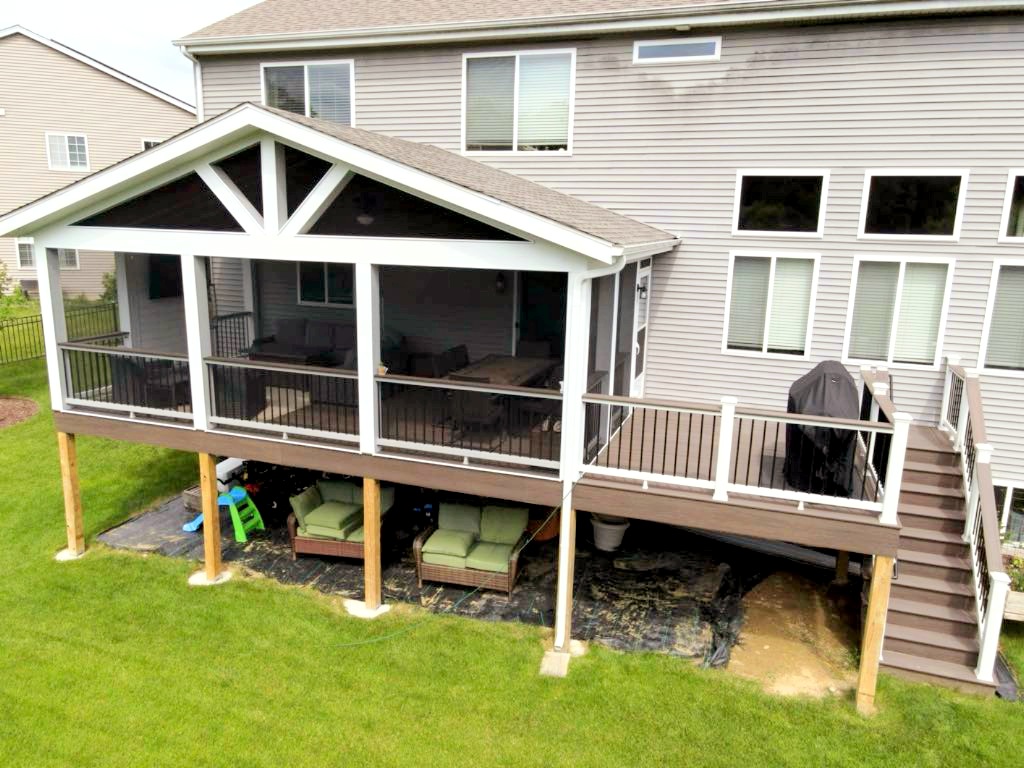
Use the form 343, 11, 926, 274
182, 513, 204, 533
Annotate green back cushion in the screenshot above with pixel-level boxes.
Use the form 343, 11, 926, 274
289, 486, 323, 527
438, 503, 481, 535
318, 480, 357, 504
423, 529, 476, 558
480, 506, 529, 544
466, 542, 513, 573
381, 486, 396, 512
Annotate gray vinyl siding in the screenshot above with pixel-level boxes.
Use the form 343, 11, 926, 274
198, 15, 1024, 480
208, 257, 246, 315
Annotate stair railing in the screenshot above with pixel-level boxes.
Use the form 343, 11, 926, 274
938, 356, 1009, 683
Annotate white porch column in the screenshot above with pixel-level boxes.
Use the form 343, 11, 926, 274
181, 254, 212, 430
355, 262, 382, 454
260, 138, 287, 234
36, 243, 69, 412
114, 253, 132, 344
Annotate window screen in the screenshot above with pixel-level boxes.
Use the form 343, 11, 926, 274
863, 176, 962, 236
728, 255, 813, 354
465, 56, 515, 151
264, 63, 353, 125
264, 66, 305, 115
985, 265, 1024, 370
635, 39, 720, 61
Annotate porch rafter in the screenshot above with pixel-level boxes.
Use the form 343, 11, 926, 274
195, 161, 265, 235
279, 164, 353, 237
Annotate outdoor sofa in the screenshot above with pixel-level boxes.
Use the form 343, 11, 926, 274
287, 479, 395, 561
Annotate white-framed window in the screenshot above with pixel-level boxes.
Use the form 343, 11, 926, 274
45, 132, 89, 171
979, 260, 1024, 375
633, 37, 722, 64
16, 239, 34, 268
996, 482, 1024, 541
462, 49, 575, 154
732, 170, 829, 237
141, 139, 161, 151
296, 262, 354, 306
858, 170, 968, 241
842, 256, 953, 367
998, 169, 1024, 241
262, 60, 355, 125
723, 251, 819, 358
55, 248, 79, 270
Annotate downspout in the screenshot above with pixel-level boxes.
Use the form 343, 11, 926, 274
178, 46, 204, 123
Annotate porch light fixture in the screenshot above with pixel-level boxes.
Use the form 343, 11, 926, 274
637, 283, 648, 301
356, 213, 375, 227
495, 272, 506, 294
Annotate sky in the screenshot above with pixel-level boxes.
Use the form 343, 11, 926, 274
1, 0, 262, 105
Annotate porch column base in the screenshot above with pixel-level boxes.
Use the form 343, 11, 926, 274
539, 650, 572, 678
54, 548, 87, 562
344, 598, 391, 620
188, 569, 233, 587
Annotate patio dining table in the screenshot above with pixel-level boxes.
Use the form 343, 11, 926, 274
447, 354, 558, 387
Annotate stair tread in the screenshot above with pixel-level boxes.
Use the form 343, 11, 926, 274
900, 527, 967, 545
903, 460, 962, 476
897, 548, 971, 570
901, 481, 965, 499
885, 623, 979, 651
892, 572, 973, 596
881, 650, 989, 686
907, 426, 957, 453
889, 596, 976, 624
898, 502, 965, 520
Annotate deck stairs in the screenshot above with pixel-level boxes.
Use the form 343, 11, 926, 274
880, 425, 997, 695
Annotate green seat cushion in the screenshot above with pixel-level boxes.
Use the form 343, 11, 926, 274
317, 480, 359, 504
422, 552, 467, 569
438, 503, 481, 535
298, 524, 347, 541
422, 529, 476, 558
345, 525, 364, 543
465, 542, 513, 573
480, 506, 529, 545
289, 486, 323, 527
305, 501, 362, 531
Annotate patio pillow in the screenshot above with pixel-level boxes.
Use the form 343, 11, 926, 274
422, 529, 476, 558
438, 503, 481, 535
304, 501, 361, 530
318, 480, 358, 504
481, 506, 529, 545
289, 486, 322, 527
275, 318, 306, 346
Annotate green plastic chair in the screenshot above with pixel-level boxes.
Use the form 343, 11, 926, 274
218, 486, 265, 543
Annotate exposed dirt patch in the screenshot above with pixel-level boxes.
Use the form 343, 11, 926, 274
0, 396, 39, 429
727, 571, 859, 698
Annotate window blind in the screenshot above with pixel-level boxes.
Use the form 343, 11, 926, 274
986, 266, 1024, 370
465, 57, 515, 150
849, 261, 898, 360
893, 262, 947, 364
767, 258, 813, 353
728, 256, 770, 350
17, 243, 34, 268
517, 53, 571, 150
309, 63, 352, 125
265, 66, 305, 115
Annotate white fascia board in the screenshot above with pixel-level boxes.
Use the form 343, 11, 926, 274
1, 26, 195, 114
619, 238, 681, 259
175, 0, 1024, 54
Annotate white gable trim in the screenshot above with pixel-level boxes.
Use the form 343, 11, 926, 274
0, 104, 647, 262
0, 25, 195, 114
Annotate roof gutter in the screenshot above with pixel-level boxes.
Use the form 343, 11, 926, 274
175, 0, 1024, 54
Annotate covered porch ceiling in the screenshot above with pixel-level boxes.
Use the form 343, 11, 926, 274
0, 102, 679, 272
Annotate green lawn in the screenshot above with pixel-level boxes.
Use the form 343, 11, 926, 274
1, 359, 1022, 767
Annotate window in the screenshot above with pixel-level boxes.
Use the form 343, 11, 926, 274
980, 262, 1024, 372
262, 61, 354, 125
733, 171, 828, 236
859, 171, 967, 239
297, 262, 354, 306
16, 241, 34, 268
464, 50, 574, 153
997, 484, 1024, 543
845, 258, 951, 366
46, 133, 89, 170
633, 37, 721, 64
999, 171, 1024, 240
142, 139, 161, 150
56, 248, 79, 270
725, 252, 817, 356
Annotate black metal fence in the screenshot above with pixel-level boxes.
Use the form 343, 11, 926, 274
211, 312, 253, 358
0, 303, 119, 365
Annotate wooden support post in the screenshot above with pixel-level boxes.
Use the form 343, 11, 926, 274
363, 477, 382, 611
856, 555, 894, 715
834, 551, 850, 585
199, 452, 223, 582
56, 431, 85, 558
553, 491, 577, 652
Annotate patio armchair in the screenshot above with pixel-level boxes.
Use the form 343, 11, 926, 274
414, 503, 530, 596
287, 479, 395, 561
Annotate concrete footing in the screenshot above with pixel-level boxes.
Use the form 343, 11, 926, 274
344, 599, 391, 619
188, 569, 233, 587
54, 548, 86, 562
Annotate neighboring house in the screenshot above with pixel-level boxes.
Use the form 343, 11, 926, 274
1, 0, 1020, 711
0, 26, 195, 298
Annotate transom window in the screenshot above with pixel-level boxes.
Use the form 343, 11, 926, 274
297, 262, 354, 306
845, 258, 951, 366
633, 37, 721, 64
463, 50, 574, 153
17, 241, 34, 268
46, 133, 89, 171
999, 172, 1024, 239
980, 263, 1024, 373
725, 252, 817, 356
263, 61, 354, 125
733, 171, 828, 236
859, 172, 967, 239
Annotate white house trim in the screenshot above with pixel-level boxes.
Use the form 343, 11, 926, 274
731, 169, 830, 239
856, 169, 970, 243
978, 257, 1024, 378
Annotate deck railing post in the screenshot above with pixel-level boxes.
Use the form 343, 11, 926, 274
939, 354, 960, 432
963, 443, 992, 543
880, 412, 912, 526
713, 396, 737, 502
954, 371, 975, 453
976, 572, 1011, 682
